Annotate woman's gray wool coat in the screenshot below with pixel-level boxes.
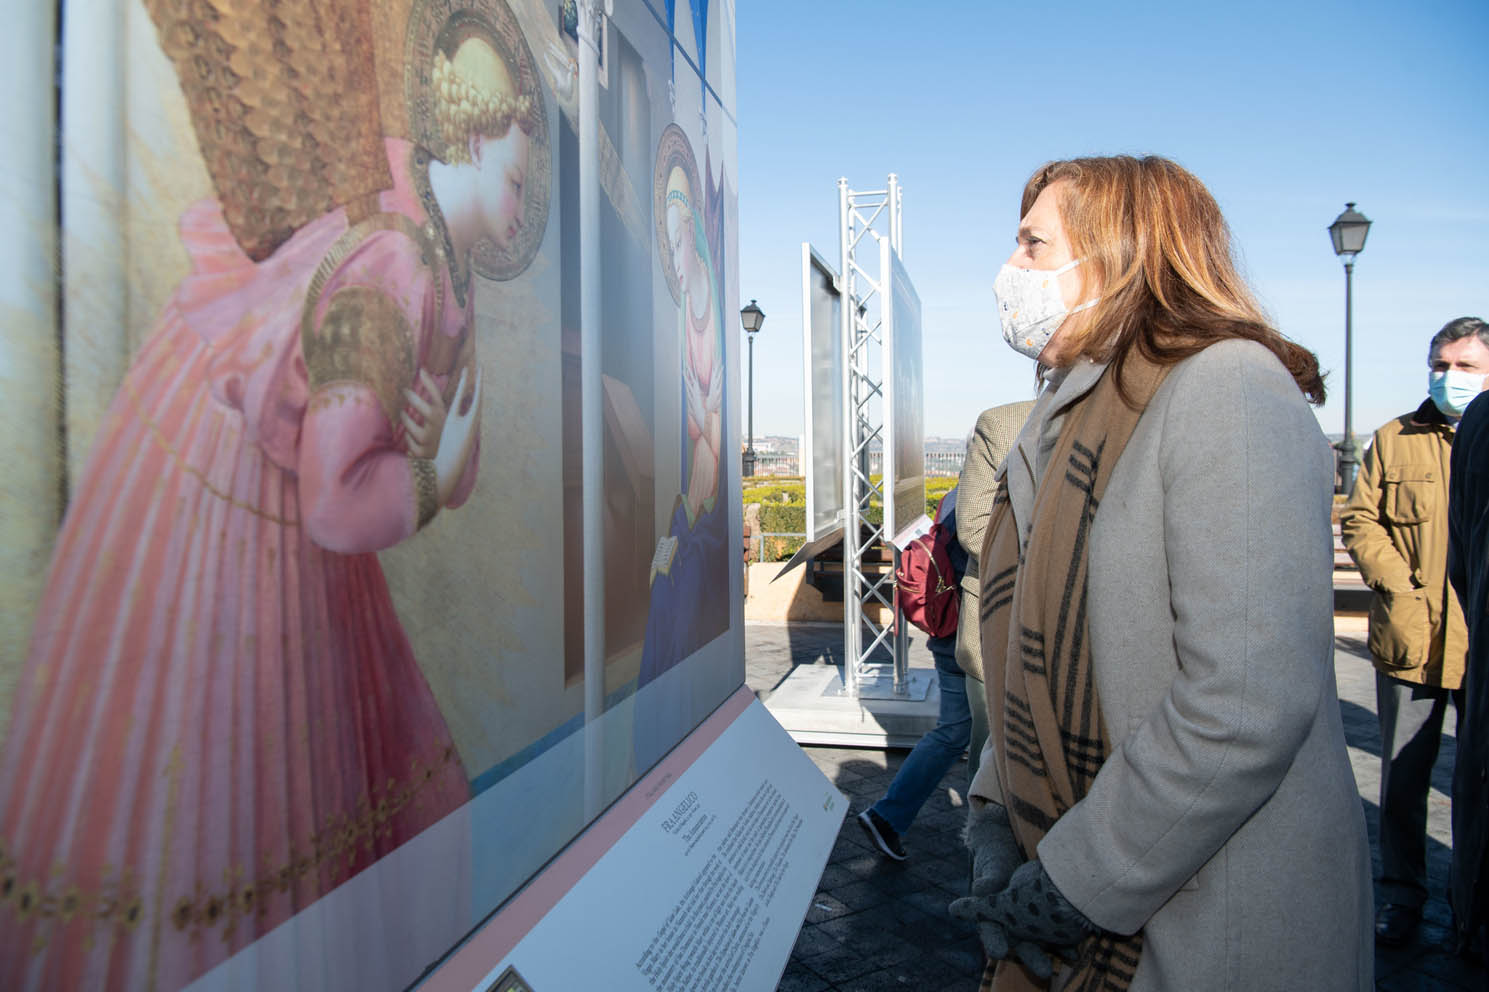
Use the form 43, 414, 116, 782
970, 339, 1373, 991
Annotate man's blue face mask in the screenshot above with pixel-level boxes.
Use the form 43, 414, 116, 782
1429, 369, 1487, 418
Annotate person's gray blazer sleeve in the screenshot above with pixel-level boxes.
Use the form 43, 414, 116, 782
1037, 341, 1336, 934
962, 400, 1037, 809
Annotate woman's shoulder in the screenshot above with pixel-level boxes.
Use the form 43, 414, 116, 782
1174, 336, 1288, 374
1149, 338, 1327, 463
1160, 338, 1308, 409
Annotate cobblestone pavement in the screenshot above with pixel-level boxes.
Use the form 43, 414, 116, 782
745, 618, 1487, 992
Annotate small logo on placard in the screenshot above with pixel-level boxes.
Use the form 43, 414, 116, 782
824, 793, 835, 812
485, 965, 534, 992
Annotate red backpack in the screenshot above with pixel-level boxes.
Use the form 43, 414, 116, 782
895, 491, 964, 638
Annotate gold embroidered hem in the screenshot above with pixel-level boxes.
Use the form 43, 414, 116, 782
0, 746, 460, 951
412, 458, 440, 529
164, 746, 459, 944
0, 839, 144, 949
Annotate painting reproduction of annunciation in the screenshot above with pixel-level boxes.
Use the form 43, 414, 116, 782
0, 0, 740, 988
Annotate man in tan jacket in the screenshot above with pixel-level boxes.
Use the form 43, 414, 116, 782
1342, 316, 1489, 945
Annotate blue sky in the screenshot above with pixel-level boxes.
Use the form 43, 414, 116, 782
733, 0, 1489, 441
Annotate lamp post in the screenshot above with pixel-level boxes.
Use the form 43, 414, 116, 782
1328, 202, 1372, 495
740, 299, 765, 478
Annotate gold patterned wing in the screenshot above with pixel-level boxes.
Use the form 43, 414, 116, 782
144, 0, 397, 261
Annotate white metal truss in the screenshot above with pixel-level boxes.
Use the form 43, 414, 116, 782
837, 175, 913, 698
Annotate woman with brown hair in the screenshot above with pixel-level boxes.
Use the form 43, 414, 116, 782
949, 156, 1372, 990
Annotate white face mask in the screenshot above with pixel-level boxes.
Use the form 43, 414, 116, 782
993, 258, 1096, 360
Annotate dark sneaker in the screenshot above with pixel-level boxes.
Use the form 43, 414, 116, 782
858, 809, 907, 861
1374, 903, 1421, 946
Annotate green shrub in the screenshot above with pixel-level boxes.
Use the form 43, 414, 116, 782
748, 503, 801, 562
739, 473, 969, 561
742, 478, 804, 506
926, 476, 957, 516
757, 503, 805, 536
763, 535, 804, 561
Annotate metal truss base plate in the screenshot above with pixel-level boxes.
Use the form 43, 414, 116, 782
762, 665, 939, 750
820, 669, 931, 701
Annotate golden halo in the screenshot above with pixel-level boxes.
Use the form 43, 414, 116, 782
405, 0, 551, 281
653, 124, 702, 306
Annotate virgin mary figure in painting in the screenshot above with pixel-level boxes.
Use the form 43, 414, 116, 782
633, 125, 730, 771
0, 1, 549, 988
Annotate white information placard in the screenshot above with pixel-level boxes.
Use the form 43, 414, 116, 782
422, 688, 846, 992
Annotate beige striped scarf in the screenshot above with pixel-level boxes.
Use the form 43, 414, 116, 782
977, 355, 1170, 992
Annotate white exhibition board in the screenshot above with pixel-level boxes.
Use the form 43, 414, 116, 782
421, 687, 846, 991
882, 239, 927, 547
801, 242, 846, 544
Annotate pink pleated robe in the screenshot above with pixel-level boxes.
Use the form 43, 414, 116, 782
0, 139, 477, 990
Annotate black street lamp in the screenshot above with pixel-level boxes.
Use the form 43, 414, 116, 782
740, 299, 765, 478
1328, 202, 1372, 495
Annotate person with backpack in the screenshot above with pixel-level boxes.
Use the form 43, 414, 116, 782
858, 486, 971, 861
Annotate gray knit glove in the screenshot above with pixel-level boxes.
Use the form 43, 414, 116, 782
990, 859, 1098, 946
965, 802, 1022, 895
954, 804, 1060, 978
951, 859, 1097, 977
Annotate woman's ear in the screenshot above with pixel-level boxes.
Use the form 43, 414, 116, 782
468, 132, 482, 166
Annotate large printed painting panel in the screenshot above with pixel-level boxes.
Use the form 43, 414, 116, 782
0, 1, 738, 988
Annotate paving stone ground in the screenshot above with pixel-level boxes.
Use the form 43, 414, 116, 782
744, 618, 1487, 992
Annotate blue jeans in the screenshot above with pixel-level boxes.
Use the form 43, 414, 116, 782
870, 640, 971, 836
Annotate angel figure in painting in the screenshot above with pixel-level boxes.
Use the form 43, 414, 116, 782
633, 125, 730, 769
0, 1, 550, 988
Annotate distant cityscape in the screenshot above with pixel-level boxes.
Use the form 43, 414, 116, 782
742, 435, 969, 478
743, 431, 1366, 482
